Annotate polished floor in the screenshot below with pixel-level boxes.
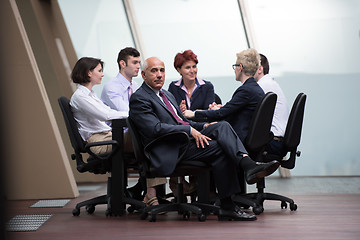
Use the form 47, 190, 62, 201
4, 176, 360, 240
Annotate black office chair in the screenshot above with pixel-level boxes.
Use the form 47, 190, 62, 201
126, 117, 219, 222
237, 92, 307, 214
232, 92, 277, 213
58, 96, 145, 216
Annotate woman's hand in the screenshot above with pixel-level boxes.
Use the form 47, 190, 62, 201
204, 122, 218, 128
208, 102, 222, 110
180, 100, 187, 113
183, 110, 195, 118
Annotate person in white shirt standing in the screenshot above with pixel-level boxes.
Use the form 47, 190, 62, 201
254, 54, 290, 158
101, 47, 166, 206
70, 57, 128, 154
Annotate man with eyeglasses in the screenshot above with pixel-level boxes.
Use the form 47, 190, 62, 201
184, 48, 265, 143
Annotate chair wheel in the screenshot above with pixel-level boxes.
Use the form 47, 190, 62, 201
198, 213, 206, 222
290, 203, 297, 211
149, 214, 156, 222
253, 206, 263, 215
183, 211, 191, 220
86, 205, 95, 214
105, 209, 112, 216
72, 208, 80, 216
127, 206, 135, 213
140, 212, 148, 220
281, 201, 287, 209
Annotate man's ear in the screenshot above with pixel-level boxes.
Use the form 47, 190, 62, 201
119, 59, 127, 69
258, 65, 264, 74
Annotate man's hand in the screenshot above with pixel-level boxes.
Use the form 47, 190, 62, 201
190, 127, 211, 148
183, 110, 195, 118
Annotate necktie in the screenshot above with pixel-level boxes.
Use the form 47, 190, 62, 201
159, 91, 189, 125
128, 82, 133, 100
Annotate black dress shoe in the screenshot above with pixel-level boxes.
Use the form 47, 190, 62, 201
218, 207, 256, 221
245, 160, 280, 184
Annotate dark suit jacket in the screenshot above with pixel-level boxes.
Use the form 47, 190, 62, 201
168, 79, 215, 111
129, 82, 205, 175
195, 77, 264, 142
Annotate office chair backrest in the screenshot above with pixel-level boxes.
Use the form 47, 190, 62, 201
126, 117, 149, 175
283, 93, 307, 150
245, 92, 277, 155
58, 96, 86, 153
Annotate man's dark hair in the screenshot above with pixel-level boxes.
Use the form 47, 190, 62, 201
259, 54, 270, 75
117, 47, 140, 70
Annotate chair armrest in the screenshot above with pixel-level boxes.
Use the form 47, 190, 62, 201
280, 150, 301, 169
144, 131, 190, 162
85, 140, 120, 161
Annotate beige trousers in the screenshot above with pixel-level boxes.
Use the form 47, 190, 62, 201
88, 131, 166, 188
87, 131, 113, 154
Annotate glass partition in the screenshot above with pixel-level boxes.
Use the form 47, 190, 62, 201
58, 0, 137, 94
245, 0, 360, 175
132, 0, 248, 101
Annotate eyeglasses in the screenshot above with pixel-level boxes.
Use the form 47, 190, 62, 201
232, 64, 240, 70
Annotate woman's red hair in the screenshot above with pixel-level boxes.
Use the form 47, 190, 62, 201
174, 50, 198, 69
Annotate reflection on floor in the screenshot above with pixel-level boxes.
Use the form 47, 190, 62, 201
128, 175, 360, 195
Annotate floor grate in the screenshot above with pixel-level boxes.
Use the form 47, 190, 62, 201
6, 214, 52, 232
30, 199, 70, 208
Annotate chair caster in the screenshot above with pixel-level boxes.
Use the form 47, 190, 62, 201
105, 209, 112, 216
253, 206, 264, 215
86, 205, 95, 214
290, 203, 297, 211
127, 205, 136, 213
198, 213, 206, 222
183, 211, 191, 220
140, 212, 148, 220
72, 208, 80, 216
149, 214, 156, 222
281, 201, 287, 209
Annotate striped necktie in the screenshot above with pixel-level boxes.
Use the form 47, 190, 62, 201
159, 91, 189, 125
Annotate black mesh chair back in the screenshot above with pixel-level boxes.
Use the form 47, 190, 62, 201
236, 92, 307, 215
126, 117, 218, 222
58, 96, 86, 154
245, 92, 277, 158
279, 92, 307, 169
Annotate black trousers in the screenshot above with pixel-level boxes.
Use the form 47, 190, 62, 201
181, 121, 247, 199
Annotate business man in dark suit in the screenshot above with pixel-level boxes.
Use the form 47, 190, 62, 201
129, 57, 279, 221
184, 48, 264, 143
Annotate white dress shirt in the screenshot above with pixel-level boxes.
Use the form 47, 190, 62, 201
100, 72, 139, 112
70, 84, 128, 141
257, 74, 289, 137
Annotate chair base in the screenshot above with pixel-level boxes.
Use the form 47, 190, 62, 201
235, 191, 298, 215
140, 202, 210, 222
72, 194, 146, 217
139, 181, 219, 222
72, 177, 145, 217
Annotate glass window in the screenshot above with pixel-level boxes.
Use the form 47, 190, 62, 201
245, 0, 360, 176
132, 0, 248, 101
58, 0, 136, 95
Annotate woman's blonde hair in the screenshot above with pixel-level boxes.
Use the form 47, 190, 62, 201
236, 48, 260, 76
